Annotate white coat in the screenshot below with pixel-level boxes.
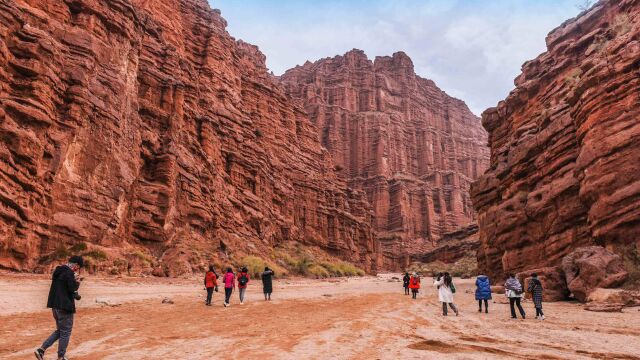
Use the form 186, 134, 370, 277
434, 278, 454, 303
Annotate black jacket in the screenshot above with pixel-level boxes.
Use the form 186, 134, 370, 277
47, 265, 80, 313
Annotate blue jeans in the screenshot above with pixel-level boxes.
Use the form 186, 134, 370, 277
42, 308, 74, 357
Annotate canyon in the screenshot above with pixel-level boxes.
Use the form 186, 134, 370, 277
472, 0, 640, 292
0, 0, 488, 275
0, 0, 380, 274
281, 50, 489, 267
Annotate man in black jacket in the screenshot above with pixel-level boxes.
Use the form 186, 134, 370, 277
34, 255, 84, 360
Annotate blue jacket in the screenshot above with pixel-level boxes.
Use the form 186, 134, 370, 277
475, 275, 492, 300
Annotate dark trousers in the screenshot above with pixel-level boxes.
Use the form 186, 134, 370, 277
535, 307, 544, 317
411, 289, 418, 299
442, 302, 458, 316
41, 308, 74, 357
206, 287, 214, 304
224, 287, 233, 304
404, 286, 409, 295
478, 299, 488, 312
509, 297, 526, 318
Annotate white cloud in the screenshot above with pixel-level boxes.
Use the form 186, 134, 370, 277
211, 0, 580, 115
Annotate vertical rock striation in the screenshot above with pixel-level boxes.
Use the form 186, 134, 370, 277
472, 0, 640, 281
0, 0, 377, 273
281, 50, 489, 266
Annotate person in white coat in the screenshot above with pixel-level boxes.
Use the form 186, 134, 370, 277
434, 272, 459, 316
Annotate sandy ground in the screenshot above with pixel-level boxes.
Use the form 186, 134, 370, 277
1, 272, 639, 360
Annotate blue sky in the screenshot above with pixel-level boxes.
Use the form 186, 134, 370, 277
209, 0, 585, 114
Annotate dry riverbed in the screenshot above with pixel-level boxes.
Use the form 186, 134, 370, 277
1, 271, 639, 359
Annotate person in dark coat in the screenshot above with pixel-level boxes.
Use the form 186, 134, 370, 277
402, 272, 411, 295
35, 255, 84, 360
261, 267, 275, 301
527, 273, 545, 320
475, 274, 492, 313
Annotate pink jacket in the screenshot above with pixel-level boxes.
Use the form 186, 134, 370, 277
223, 272, 235, 289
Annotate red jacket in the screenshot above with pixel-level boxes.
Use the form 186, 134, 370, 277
237, 272, 250, 289
409, 276, 420, 289
204, 271, 217, 288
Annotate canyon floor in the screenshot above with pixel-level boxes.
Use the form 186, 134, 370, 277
1, 272, 639, 360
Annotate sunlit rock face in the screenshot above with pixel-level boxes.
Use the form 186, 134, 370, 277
281, 50, 489, 267
472, 0, 640, 281
0, 0, 378, 273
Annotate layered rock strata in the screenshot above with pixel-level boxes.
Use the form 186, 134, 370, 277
0, 0, 377, 273
281, 50, 489, 266
472, 0, 640, 282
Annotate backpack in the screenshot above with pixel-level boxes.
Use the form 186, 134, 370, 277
238, 273, 249, 286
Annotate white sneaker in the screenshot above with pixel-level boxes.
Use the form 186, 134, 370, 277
540, 315, 545, 320
223, 302, 228, 307
240, 301, 244, 305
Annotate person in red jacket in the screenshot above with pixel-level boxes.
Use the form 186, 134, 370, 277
237, 266, 250, 304
223, 267, 235, 307
204, 265, 218, 306
408, 272, 421, 299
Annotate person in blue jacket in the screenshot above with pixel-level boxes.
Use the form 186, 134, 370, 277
475, 274, 492, 313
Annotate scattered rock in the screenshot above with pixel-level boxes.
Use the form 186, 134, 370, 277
491, 286, 505, 294
162, 297, 174, 304
95, 297, 122, 307
584, 303, 624, 312
562, 246, 629, 302
322, 294, 333, 297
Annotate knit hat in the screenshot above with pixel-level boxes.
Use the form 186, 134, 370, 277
69, 255, 84, 268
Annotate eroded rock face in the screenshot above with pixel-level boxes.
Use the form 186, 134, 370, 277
472, 0, 640, 281
0, 0, 377, 273
281, 50, 489, 266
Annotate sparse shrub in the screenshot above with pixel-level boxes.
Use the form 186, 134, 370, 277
308, 264, 330, 278
254, 129, 263, 138
52, 245, 71, 260
69, 242, 87, 253
241, 255, 288, 278
83, 249, 108, 261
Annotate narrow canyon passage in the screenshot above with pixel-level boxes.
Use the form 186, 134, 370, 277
1, 274, 639, 359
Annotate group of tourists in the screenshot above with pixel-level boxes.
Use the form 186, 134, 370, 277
402, 271, 545, 320
203, 265, 275, 307
34, 254, 546, 360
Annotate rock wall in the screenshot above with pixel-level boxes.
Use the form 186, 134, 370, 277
280, 50, 489, 266
0, 0, 378, 273
472, 0, 640, 281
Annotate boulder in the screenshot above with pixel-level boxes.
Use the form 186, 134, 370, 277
161, 297, 174, 304
491, 285, 505, 294
516, 266, 569, 302
562, 246, 628, 302
586, 288, 640, 307
584, 303, 624, 312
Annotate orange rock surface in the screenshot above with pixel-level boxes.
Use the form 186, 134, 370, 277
281, 50, 489, 266
0, 0, 378, 273
472, 0, 640, 281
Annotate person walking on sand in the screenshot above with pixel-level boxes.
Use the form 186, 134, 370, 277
408, 272, 421, 299
34, 256, 84, 360
261, 266, 275, 301
505, 274, 526, 319
237, 266, 250, 304
223, 267, 235, 307
402, 272, 411, 295
527, 273, 545, 320
434, 272, 459, 316
475, 274, 492, 313
204, 265, 218, 306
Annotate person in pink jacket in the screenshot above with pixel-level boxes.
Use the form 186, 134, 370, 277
223, 267, 235, 307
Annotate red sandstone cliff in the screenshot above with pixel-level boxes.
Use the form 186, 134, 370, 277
280, 50, 489, 266
0, 0, 378, 274
471, 0, 640, 282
